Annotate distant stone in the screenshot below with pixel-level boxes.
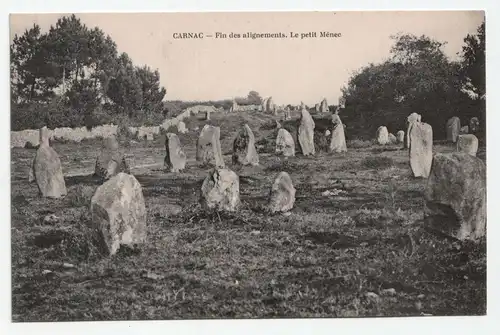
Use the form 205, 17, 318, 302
446, 116, 461, 143
457, 134, 479, 156
460, 125, 469, 134
276, 129, 295, 157
90, 173, 147, 256
324, 130, 331, 137
298, 108, 316, 155
200, 168, 241, 211
315, 103, 320, 112
320, 98, 328, 113
205, 110, 211, 121
267, 97, 276, 114
32, 127, 67, 198
470, 117, 480, 133
177, 121, 187, 134
164, 133, 187, 172
409, 122, 433, 178
424, 152, 486, 241
275, 120, 282, 129
396, 130, 405, 144
284, 108, 291, 120
261, 98, 269, 113
232, 124, 259, 166
328, 114, 347, 153
94, 135, 130, 181
388, 133, 397, 144
268, 172, 296, 213
196, 125, 225, 168
146, 133, 154, 141
375, 126, 389, 145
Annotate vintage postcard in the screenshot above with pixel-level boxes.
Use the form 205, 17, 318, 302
10, 11, 486, 322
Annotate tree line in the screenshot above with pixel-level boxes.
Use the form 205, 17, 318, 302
339, 22, 485, 141
11, 15, 485, 141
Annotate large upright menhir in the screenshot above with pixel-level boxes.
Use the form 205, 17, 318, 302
30, 126, 67, 198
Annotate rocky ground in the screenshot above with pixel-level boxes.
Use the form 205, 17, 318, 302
10, 111, 486, 321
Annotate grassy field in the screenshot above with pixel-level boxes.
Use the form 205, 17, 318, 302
10, 111, 486, 321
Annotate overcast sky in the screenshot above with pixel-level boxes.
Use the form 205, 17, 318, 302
10, 11, 484, 106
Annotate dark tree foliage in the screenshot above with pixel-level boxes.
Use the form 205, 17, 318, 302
340, 25, 485, 140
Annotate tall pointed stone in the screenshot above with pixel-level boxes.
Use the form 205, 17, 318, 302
32, 126, 67, 198
298, 108, 315, 156
409, 122, 433, 178
320, 98, 328, 113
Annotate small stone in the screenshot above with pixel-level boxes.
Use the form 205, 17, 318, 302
381, 288, 396, 296
42, 270, 52, 275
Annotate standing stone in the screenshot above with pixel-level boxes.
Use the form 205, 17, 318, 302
90, 173, 147, 256
405, 113, 421, 148
388, 133, 397, 144
396, 130, 405, 144
328, 114, 347, 153
261, 98, 269, 113
205, 110, 211, 121
457, 134, 479, 157
164, 133, 187, 172
446, 116, 461, 143
32, 127, 67, 198
177, 121, 187, 134
268, 172, 296, 213
409, 122, 433, 178
267, 97, 275, 114
284, 108, 291, 120
315, 103, 320, 113
232, 124, 259, 166
424, 152, 486, 241
276, 129, 295, 157
470, 117, 480, 133
460, 125, 469, 134
376, 126, 389, 145
324, 130, 331, 137
196, 125, 225, 168
200, 168, 241, 211
320, 98, 328, 113
298, 108, 315, 155
95, 135, 130, 181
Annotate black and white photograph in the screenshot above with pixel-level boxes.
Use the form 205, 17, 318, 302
9, 10, 487, 322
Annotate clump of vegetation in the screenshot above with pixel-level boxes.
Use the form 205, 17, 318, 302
361, 156, 395, 170
348, 139, 373, 149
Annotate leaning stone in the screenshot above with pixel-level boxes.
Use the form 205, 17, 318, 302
268, 172, 296, 213
388, 133, 397, 144
424, 152, 486, 241
200, 168, 241, 211
164, 133, 187, 172
90, 173, 147, 256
